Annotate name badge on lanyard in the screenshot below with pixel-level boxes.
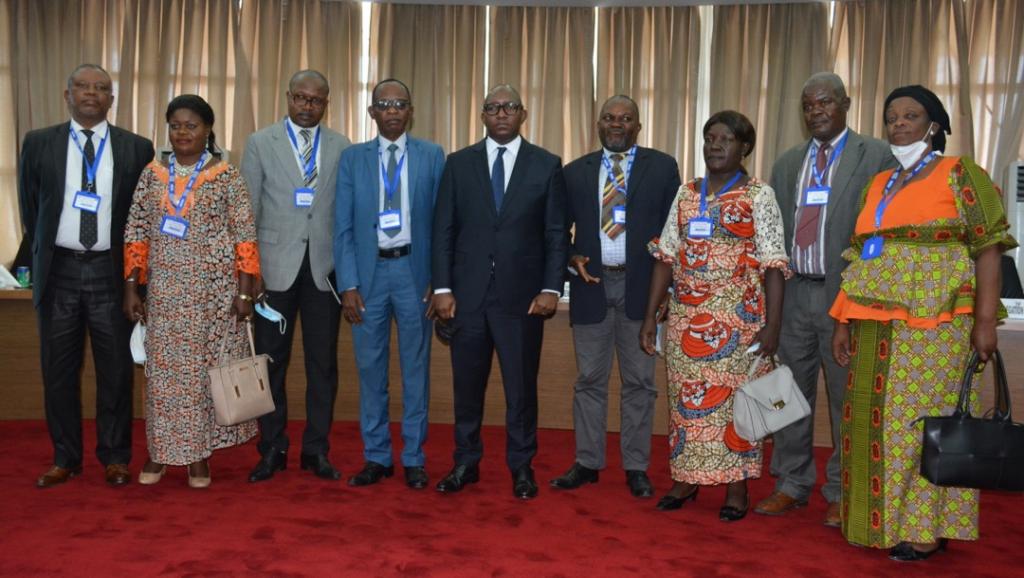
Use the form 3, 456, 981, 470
285, 122, 320, 207
379, 210, 402, 231
804, 134, 847, 208
689, 171, 743, 239
861, 150, 938, 260
612, 205, 626, 225
162, 153, 207, 240
803, 185, 830, 206
70, 129, 108, 214
378, 144, 407, 232
688, 217, 713, 238
294, 187, 315, 207
73, 191, 101, 213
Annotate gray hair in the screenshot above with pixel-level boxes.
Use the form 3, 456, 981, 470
288, 69, 330, 94
802, 72, 848, 100
67, 64, 110, 91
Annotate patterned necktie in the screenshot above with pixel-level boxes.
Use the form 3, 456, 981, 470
79, 128, 97, 249
300, 128, 317, 187
384, 143, 400, 238
795, 143, 830, 249
601, 153, 626, 239
492, 147, 506, 211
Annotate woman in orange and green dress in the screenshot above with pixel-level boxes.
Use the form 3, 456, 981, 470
830, 85, 1016, 561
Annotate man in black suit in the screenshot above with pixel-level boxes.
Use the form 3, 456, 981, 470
18, 64, 155, 488
550, 95, 680, 498
431, 84, 569, 499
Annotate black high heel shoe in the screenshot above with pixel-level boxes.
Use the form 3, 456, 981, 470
656, 486, 699, 511
888, 539, 947, 562
718, 496, 749, 522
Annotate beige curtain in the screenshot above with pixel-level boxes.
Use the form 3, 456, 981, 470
831, 0, 974, 156
709, 3, 830, 180
371, 3, 485, 154
596, 6, 701, 179
489, 6, 594, 161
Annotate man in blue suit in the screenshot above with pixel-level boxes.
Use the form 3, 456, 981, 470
335, 79, 445, 489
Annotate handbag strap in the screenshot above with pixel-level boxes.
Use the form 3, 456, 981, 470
955, 349, 1012, 422
746, 354, 778, 379
215, 318, 258, 364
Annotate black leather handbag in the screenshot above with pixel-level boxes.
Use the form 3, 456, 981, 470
919, 349, 1024, 491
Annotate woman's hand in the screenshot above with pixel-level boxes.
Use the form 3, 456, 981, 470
971, 318, 998, 362
123, 284, 146, 323
832, 322, 851, 367
231, 294, 254, 322
639, 317, 658, 356
751, 321, 780, 358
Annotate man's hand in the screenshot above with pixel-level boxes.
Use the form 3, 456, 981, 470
423, 287, 435, 319
342, 289, 365, 324
527, 292, 558, 317
432, 293, 456, 320
569, 255, 601, 284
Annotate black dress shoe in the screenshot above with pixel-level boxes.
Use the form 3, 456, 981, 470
248, 451, 287, 483
656, 487, 699, 511
404, 466, 428, 489
436, 464, 479, 493
512, 466, 538, 500
719, 497, 750, 522
550, 462, 599, 489
626, 470, 654, 498
348, 461, 394, 486
888, 540, 947, 562
300, 453, 341, 481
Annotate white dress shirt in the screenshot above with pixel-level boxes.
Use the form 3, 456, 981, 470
57, 120, 114, 251
597, 147, 635, 266
284, 117, 322, 184
377, 133, 411, 249
791, 128, 848, 276
486, 135, 522, 192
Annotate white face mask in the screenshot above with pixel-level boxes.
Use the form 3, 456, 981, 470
130, 321, 146, 365
890, 123, 936, 169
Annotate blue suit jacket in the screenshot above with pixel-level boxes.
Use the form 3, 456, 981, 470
334, 135, 445, 298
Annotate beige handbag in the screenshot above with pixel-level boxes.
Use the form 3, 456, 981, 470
732, 355, 810, 442
208, 319, 275, 426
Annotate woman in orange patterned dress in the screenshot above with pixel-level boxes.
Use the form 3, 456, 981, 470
640, 111, 789, 521
123, 95, 261, 488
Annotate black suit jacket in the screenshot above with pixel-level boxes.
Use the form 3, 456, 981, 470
18, 122, 155, 307
432, 138, 569, 315
565, 147, 680, 324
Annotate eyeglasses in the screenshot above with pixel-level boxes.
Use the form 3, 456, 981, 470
482, 102, 523, 116
372, 99, 411, 112
290, 93, 327, 108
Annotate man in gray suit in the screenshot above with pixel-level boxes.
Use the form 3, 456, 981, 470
241, 69, 352, 482
754, 72, 896, 525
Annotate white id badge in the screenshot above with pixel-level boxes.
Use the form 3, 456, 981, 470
688, 218, 713, 238
612, 205, 626, 225
804, 186, 830, 206
378, 210, 402, 231
73, 191, 101, 213
160, 215, 189, 239
294, 187, 315, 207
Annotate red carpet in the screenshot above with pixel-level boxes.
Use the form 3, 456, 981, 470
0, 420, 1021, 577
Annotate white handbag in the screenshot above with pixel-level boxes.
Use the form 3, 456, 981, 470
732, 355, 810, 442
208, 319, 275, 426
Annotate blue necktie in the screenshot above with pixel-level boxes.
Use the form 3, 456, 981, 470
491, 147, 506, 211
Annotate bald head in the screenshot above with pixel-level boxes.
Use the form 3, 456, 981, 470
288, 69, 329, 94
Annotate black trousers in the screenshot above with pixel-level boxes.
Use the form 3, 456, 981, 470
38, 250, 134, 468
450, 280, 543, 472
254, 251, 341, 457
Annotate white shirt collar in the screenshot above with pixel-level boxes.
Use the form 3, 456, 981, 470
379, 132, 408, 152
285, 117, 319, 136
603, 146, 636, 160
70, 119, 109, 138
486, 135, 522, 156
812, 127, 849, 150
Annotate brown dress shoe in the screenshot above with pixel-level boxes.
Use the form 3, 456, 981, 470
105, 464, 131, 486
753, 491, 808, 516
36, 465, 83, 488
823, 501, 841, 527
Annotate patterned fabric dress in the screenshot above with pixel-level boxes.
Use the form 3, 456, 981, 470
829, 156, 1017, 548
124, 160, 262, 466
650, 178, 790, 485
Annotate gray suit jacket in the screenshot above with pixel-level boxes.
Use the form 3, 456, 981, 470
770, 129, 896, 305
241, 121, 351, 292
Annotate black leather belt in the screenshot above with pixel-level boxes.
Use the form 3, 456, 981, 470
603, 264, 626, 272
378, 245, 411, 259
796, 273, 825, 282
55, 247, 110, 260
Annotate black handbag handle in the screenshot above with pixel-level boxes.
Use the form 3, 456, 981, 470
955, 349, 1011, 422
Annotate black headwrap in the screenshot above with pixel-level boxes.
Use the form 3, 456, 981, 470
884, 85, 951, 152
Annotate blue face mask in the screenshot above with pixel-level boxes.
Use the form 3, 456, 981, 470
255, 301, 287, 335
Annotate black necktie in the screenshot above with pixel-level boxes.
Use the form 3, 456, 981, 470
384, 143, 400, 238
79, 129, 97, 250
492, 147, 506, 211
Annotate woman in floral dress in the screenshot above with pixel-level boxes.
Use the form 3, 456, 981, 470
123, 95, 261, 488
641, 111, 789, 521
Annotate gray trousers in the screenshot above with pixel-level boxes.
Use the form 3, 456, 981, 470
770, 275, 848, 503
571, 270, 657, 471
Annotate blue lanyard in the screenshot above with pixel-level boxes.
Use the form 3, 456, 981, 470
167, 152, 207, 214
809, 131, 849, 187
378, 146, 407, 205
699, 171, 744, 217
69, 128, 108, 190
285, 122, 321, 183
873, 151, 937, 229
600, 145, 637, 197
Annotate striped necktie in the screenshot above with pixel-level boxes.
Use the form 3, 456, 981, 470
601, 153, 626, 239
300, 128, 317, 187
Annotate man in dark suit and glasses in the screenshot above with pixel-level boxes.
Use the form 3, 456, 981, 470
18, 64, 154, 488
551, 95, 680, 499
431, 84, 569, 499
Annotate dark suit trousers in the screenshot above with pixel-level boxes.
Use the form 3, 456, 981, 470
255, 249, 341, 457
450, 280, 543, 472
38, 250, 133, 468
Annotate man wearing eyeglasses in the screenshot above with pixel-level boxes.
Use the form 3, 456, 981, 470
432, 84, 569, 500
551, 95, 680, 499
241, 69, 351, 483
334, 79, 445, 490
